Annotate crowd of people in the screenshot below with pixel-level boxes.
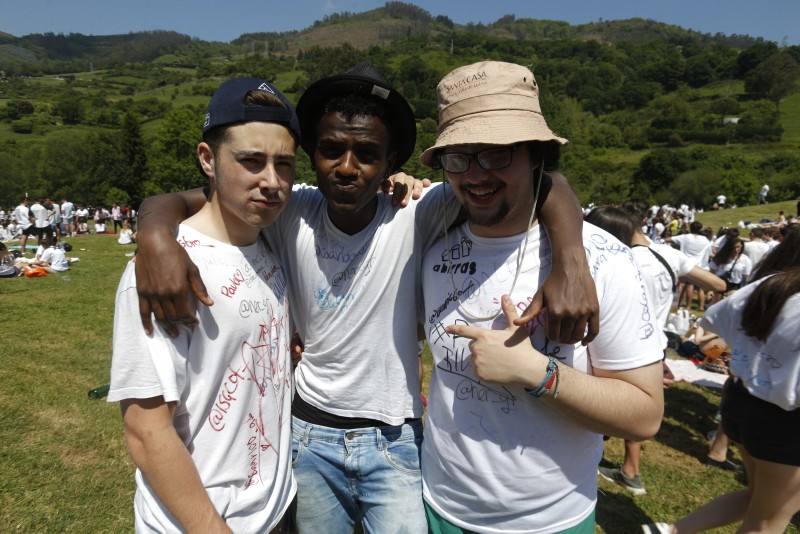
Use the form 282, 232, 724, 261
0, 198, 137, 249
0, 197, 137, 277
7, 58, 794, 533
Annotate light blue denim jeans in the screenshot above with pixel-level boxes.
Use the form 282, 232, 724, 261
291, 416, 426, 534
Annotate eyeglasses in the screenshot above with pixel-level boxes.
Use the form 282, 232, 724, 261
437, 145, 517, 174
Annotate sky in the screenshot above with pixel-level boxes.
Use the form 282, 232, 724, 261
1, 0, 798, 45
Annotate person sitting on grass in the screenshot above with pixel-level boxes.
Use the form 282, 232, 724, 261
117, 220, 135, 245
33, 234, 69, 273
107, 77, 302, 532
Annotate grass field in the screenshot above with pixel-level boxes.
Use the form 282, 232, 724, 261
780, 90, 800, 146
0, 233, 797, 532
695, 200, 797, 231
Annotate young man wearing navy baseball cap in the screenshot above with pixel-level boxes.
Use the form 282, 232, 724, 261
108, 78, 299, 533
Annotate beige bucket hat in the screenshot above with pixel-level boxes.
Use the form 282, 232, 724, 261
420, 60, 568, 167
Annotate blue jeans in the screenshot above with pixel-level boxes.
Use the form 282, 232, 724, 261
292, 416, 426, 534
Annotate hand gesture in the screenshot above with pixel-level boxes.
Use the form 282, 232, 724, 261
135, 233, 213, 337
447, 295, 546, 387
515, 256, 599, 345
382, 172, 431, 207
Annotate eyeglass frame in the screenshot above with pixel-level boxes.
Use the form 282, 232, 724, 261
434, 143, 522, 174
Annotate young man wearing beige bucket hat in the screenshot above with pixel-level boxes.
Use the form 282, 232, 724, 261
419, 61, 665, 533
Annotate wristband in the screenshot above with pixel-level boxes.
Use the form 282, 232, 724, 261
525, 357, 559, 398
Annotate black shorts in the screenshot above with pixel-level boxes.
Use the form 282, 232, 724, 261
22, 225, 38, 237
721, 378, 800, 466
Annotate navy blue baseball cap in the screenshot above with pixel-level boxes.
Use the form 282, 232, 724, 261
203, 77, 301, 143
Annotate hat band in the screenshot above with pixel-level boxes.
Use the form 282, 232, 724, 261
439, 93, 543, 126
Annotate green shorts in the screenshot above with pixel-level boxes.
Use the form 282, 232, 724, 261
424, 500, 595, 534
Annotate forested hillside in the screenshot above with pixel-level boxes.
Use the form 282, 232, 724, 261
1, 1, 798, 208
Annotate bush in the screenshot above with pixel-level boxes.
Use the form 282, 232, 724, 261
11, 119, 33, 134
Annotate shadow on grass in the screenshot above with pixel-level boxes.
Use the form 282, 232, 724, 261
655, 386, 721, 461
596, 489, 654, 533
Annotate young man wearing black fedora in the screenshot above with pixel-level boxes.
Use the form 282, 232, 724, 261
419, 61, 665, 533
132, 63, 598, 533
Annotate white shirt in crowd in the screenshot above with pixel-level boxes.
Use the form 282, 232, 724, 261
30, 202, 49, 229
671, 233, 711, 268
743, 239, 770, 267
264, 182, 460, 425
649, 221, 665, 243
702, 277, 800, 411
108, 224, 295, 532
421, 222, 663, 533
709, 253, 753, 285
118, 229, 134, 245
13, 203, 32, 230
632, 241, 696, 348
717, 194, 727, 206
41, 246, 68, 271
61, 201, 74, 220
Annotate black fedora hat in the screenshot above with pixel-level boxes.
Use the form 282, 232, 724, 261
296, 62, 416, 171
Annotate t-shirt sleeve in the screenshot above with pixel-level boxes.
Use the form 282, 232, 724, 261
741, 255, 753, 279
588, 251, 664, 371
673, 248, 696, 277
107, 262, 190, 404
700, 296, 735, 340
413, 182, 462, 251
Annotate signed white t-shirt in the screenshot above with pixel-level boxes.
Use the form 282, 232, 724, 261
702, 278, 800, 411
421, 222, 663, 533
109, 224, 294, 532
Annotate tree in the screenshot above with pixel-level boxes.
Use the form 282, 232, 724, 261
119, 112, 148, 204
744, 52, 800, 106
54, 96, 84, 124
736, 41, 778, 78
147, 107, 204, 195
633, 148, 692, 193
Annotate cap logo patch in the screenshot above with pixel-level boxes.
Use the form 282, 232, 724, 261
257, 82, 276, 94
442, 71, 488, 97
370, 85, 390, 100
203, 112, 210, 128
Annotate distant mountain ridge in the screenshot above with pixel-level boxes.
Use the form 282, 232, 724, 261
0, 1, 765, 72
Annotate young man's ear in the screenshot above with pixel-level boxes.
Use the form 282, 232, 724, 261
197, 142, 215, 179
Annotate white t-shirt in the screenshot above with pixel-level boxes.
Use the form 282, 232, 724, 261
41, 247, 68, 271
61, 201, 74, 220
118, 229, 134, 245
702, 278, 800, 411
264, 182, 460, 425
30, 203, 49, 228
12, 204, 31, 230
108, 224, 295, 532
671, 233, 710, 267
421, 222, 663, 533
717, 195, 726, 205
743, 240, 769, 267
760, 185, 769, 196
709, 254, 753, 285
650, 222, 665, 243
632, 242, 695, 348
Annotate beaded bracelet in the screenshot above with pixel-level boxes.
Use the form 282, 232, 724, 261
525, 356, 559, 398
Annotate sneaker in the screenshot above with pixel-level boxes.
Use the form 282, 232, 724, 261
598, 466, 646, 495
641, 523, 673, 534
